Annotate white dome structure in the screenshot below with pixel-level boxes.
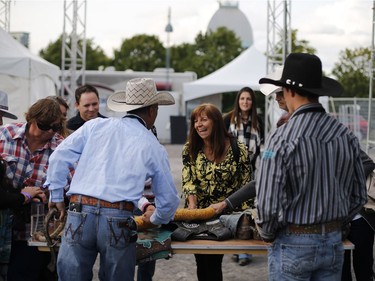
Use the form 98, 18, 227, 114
207, 1, 253, 48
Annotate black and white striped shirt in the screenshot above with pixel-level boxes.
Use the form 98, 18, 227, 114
256, 103, 367, 238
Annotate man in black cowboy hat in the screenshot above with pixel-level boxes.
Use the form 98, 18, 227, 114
255, 53, 367, 281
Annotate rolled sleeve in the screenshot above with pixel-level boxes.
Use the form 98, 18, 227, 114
49, 188, 65, 203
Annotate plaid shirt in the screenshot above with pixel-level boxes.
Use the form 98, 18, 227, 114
0, 123, 64, 240
0, 123, 63, 188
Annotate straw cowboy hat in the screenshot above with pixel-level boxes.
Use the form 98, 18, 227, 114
259, 53, 343, 97
107, 78, 175, 112
0, 90, 17, 120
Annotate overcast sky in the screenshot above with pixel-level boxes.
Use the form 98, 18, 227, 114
8, 0, 373, 73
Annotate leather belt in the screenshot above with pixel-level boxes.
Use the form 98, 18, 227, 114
70, 195, 134, 211
286, 221, 341, 235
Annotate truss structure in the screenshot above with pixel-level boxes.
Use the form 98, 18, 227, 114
60, 0, 87, 117
0, 0, 10, 32
264, 0, 291, 137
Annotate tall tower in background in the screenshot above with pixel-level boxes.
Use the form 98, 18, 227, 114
207, 1, 253, 48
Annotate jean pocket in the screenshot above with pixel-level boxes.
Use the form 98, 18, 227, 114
107, 216, 137, 249
281, 243, 317, 280
64, 210, 87, 245
331, 242, 344, 272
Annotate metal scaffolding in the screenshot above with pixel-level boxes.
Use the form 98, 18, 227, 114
0, 0, 11, 32
264, 0, 291, 136
60, 0, 87, 117
366, 0, 375, 153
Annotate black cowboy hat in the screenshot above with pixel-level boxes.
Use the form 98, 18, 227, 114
259, 53, 343, 97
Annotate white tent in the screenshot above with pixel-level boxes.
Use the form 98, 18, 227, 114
183, 46, 267, 101
0, 27, 60, 122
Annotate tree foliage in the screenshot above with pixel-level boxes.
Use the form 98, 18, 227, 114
39, 35, 111, 70
113, 34, 165, 71
170, 43, 197, 74
171, 27, 243, 78
290, 29, 316, 54
270, 29, 316, 63
331, 47, 371, 97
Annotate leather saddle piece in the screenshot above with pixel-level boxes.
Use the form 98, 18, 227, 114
136, 228, 172, 264
167, 219, 232, 242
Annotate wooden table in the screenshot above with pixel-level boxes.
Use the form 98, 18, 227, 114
29, 238, 354, 255
171, 239, 271, 255
171, 239, 354, 255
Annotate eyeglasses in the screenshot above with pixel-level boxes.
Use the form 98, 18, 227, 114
37, 122, 62, 132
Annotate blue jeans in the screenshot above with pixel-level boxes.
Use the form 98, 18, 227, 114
268, 230, 344, 281
238, 253, 252, 260
57, 205, 137, 281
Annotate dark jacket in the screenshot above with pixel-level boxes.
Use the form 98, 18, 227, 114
67, 112, 107, 131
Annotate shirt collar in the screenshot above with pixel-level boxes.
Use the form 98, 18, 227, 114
123, 113, 147, 128
290, 103, 325, 119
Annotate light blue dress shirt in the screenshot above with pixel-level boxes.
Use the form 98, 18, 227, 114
45, 116, 180, 225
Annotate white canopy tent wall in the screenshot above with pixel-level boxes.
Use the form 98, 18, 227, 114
0, 27, 60, 122
182, 46, 268, 129
183, 46, 267, 102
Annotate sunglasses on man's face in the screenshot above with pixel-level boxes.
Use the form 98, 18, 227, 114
37, 122, 62, 132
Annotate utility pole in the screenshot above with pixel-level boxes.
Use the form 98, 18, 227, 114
61, 0, 87, 118
165, 7, 173, 91
264, 0, 291, 136
367, 0, 375, 153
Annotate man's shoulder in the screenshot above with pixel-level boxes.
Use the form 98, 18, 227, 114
0, 123, 24, 140
67, 114, 84, 130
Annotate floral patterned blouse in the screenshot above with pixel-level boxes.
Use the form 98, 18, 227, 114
182, 141, 251, 209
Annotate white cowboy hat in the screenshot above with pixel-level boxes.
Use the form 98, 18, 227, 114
0, 90, 17, 120
259, 65, 283, 96
107, 78, 175, 112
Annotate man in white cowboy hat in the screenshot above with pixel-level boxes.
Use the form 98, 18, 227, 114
0, 90, 17, 125
256, 53, 367, 281
44, 78, 180, 281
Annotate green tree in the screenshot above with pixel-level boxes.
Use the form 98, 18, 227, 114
113, 34, 165, 71
172, 27, 243, 78
39, 35, 111, 70
39, 36, 63, 67
170, 43, 197, 73
331, 47, 371, 97
270, 29, 316, 62
290, 29, 316, 54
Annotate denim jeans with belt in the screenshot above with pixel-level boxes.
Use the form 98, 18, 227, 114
268, 230, 344, 281
57, 205, 137, 281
